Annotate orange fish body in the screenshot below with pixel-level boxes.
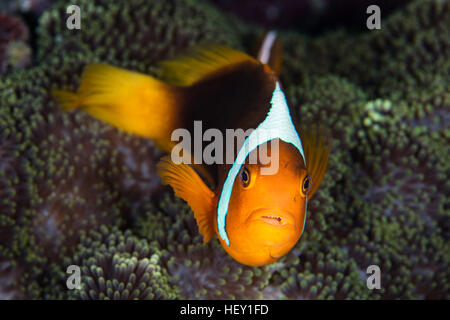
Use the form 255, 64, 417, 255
53, 33, 330, 266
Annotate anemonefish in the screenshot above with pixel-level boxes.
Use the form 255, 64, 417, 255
53, 31, 331, 266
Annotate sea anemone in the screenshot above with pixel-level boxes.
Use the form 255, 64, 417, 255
135, 195, 272, 299
65, 225, 178, 300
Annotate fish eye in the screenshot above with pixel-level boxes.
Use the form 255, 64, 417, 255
240, 166, 251, 188
301, 174, 312, 196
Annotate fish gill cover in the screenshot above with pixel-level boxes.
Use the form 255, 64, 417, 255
0, 0, 448, 299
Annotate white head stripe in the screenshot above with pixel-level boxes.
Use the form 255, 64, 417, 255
217, 82, 305, 246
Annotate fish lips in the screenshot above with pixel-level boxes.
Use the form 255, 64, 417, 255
246, 208, 296, 227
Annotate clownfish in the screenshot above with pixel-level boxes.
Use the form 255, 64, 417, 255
52, 31, 331, 266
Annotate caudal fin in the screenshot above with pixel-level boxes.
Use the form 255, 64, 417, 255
52, 64, 182, 153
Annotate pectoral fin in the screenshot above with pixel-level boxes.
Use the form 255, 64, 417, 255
157, 156, 216, 242
301, 125, 332, 199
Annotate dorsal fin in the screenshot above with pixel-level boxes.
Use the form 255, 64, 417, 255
158, 44, 260, 87
157, 156, 217, 243
256, 31, 283, 76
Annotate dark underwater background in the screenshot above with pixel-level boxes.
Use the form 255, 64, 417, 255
0, 0, 448, 299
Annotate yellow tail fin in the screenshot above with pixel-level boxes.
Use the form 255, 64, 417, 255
52, 64, 182, 152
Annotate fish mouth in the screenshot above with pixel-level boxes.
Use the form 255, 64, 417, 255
247, 208, 295, 227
